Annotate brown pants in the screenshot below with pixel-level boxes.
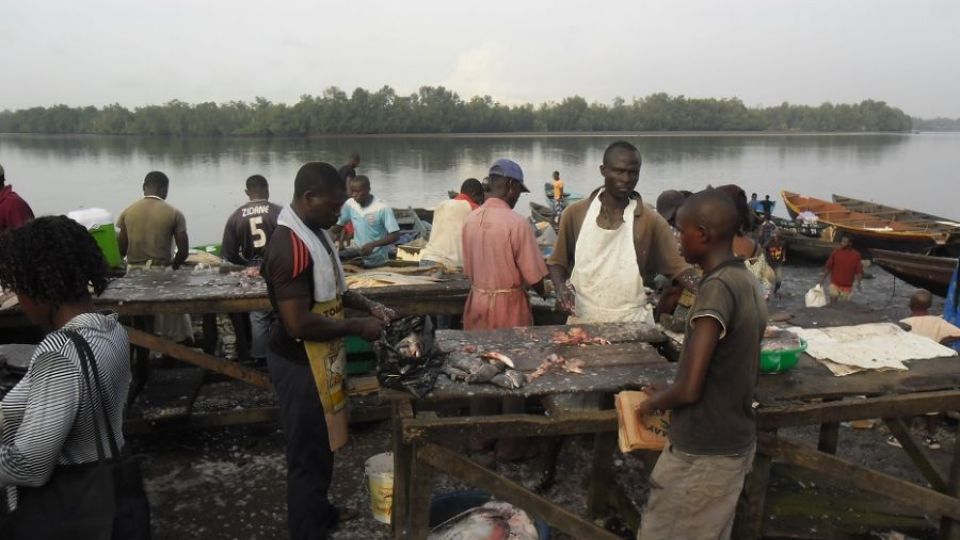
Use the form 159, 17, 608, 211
639, 443, 755, 540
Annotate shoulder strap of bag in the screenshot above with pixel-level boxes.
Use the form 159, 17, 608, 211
64, 329, 120, 460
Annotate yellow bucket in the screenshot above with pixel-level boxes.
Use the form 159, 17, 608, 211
365, 452, 394, 524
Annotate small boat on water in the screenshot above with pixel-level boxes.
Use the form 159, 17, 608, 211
870, 249, 958, 297
780, 229, 838, 263
543, 183, 584, 205
781, 191, 960, 256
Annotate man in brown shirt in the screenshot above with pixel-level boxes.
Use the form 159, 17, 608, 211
547, 141, 696, 323
118, 171, 189, 269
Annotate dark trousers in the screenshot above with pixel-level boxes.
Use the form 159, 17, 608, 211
267, 350, 335, 540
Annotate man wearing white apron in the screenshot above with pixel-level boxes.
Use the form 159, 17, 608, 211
548, 141, 697, 325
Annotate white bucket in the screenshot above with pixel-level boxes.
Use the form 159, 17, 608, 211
365, 452, 394, 524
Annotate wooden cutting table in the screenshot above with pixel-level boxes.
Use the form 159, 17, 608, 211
385, 308, 960, 539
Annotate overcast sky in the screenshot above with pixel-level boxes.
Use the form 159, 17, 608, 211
1, 0, 958, 117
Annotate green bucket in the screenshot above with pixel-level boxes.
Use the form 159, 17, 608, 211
760, 339, 807, 374
90, 223, 123, 268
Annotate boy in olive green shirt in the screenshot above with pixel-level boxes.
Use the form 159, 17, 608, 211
635, 189, 767, 540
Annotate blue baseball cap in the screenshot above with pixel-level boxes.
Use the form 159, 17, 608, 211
488, 159, 529, 192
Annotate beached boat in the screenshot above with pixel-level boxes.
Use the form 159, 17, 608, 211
530, 202, 554, 226
781, 191, 960, 256
771, 216, 828, 238
870, 249, 958, 298
833, 195, 960, 228
780, 230, 837, 263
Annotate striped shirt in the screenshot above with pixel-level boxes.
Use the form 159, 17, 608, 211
0, 312, 131, 510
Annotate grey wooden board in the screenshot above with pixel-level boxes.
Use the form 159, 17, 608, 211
95, 270, 470, 307
785, 302, 889, 329
426, 323, 670, 399
0, 344, 36, 373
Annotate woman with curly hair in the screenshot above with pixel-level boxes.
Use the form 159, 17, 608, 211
0, 215, 132, 538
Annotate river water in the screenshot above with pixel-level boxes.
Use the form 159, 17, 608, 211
1, 132, 957, 244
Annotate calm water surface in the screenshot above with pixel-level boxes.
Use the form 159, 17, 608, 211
1, 132, 957, 244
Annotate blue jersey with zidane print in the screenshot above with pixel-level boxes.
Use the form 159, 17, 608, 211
338, 196, 400, 267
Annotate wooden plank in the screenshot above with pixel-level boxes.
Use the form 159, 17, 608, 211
417, 442, 623, 540
884, 417, 947, 492
758, 390, 960, 429
762, 436, 960, 520
124, 406, 280, 435
425, 363, 677, 400
403, 411, 618, 443
817, 399, 841, 455
124, 326, 273, 389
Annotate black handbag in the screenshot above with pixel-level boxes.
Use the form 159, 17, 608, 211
0, 330, 151, 539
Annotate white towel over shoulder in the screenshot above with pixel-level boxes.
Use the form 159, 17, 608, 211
277, 204, 346, 303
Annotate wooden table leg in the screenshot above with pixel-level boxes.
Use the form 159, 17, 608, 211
201, 314, 218, 355
587, 431, 618, 518
940, 424, 960, 539
817, 398, 842, 454
128, 315, 152, 405
392, 400, 414, 540
408, 444, 436, 538
733, 431, 775, 539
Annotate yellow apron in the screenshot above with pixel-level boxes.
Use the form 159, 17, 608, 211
303, 296, 349, 451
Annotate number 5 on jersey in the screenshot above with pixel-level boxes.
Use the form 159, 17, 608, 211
249, 216, 267, 248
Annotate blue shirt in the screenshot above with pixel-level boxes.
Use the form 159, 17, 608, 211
338, 196, 400, 267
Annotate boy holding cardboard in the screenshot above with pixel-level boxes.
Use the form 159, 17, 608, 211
634, 189, 767, 540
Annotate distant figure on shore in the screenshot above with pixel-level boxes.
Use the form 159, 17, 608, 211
338, 153, 361, 184
420, 178, 484, 272
749, 192, 762, 213
0, 163, 35, 234
118, 171, 193, 343
331, 175, 400, 268
760, 194, 775, 219
222, 174, 282, 364
819, 236, 863, 302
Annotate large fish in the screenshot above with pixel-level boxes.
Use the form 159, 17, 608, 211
428, 501, 538, 540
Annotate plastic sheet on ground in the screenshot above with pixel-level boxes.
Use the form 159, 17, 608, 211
789, 322, 958, 376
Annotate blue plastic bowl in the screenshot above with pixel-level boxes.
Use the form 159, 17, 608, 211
429, 490, 551, 539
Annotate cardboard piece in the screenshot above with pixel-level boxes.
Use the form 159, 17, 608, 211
615, 390, 670, 452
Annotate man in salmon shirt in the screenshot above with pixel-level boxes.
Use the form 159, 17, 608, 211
819, 236, 863, 302
461, 159, 548, 461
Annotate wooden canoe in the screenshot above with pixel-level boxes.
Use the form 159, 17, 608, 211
530, 202, 554, 225
780, 230, 837, 263
869, 249, 958, 297
781, 191, 960, 256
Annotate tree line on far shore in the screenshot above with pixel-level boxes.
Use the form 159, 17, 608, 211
0, 87, 916, 136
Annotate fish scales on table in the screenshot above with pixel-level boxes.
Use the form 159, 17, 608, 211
428, 501, 538, 540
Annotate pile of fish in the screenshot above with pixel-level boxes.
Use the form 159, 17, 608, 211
551, 327, 611, 346
527, 353, 585, 382
375, 315, 442, 397
428, 500, 539, 540
442, 352, 526, 389
762, 327, 803, 352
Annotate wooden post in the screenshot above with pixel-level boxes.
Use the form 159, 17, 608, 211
392, 399, 414, 540
733, 431, 775, 539
128, 316, 152, 405
817, 398, 841, 454
201, 314, 218, 354
587, 431, 617, 518
408, 445, 436, 539
940, 424, 960, 539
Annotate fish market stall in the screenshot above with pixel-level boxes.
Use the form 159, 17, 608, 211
382, 322, 671, 540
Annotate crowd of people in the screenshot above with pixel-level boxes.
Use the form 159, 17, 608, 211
0, 140, 958, 540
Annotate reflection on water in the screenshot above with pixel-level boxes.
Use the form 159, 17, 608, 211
0, 132, 954, 244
